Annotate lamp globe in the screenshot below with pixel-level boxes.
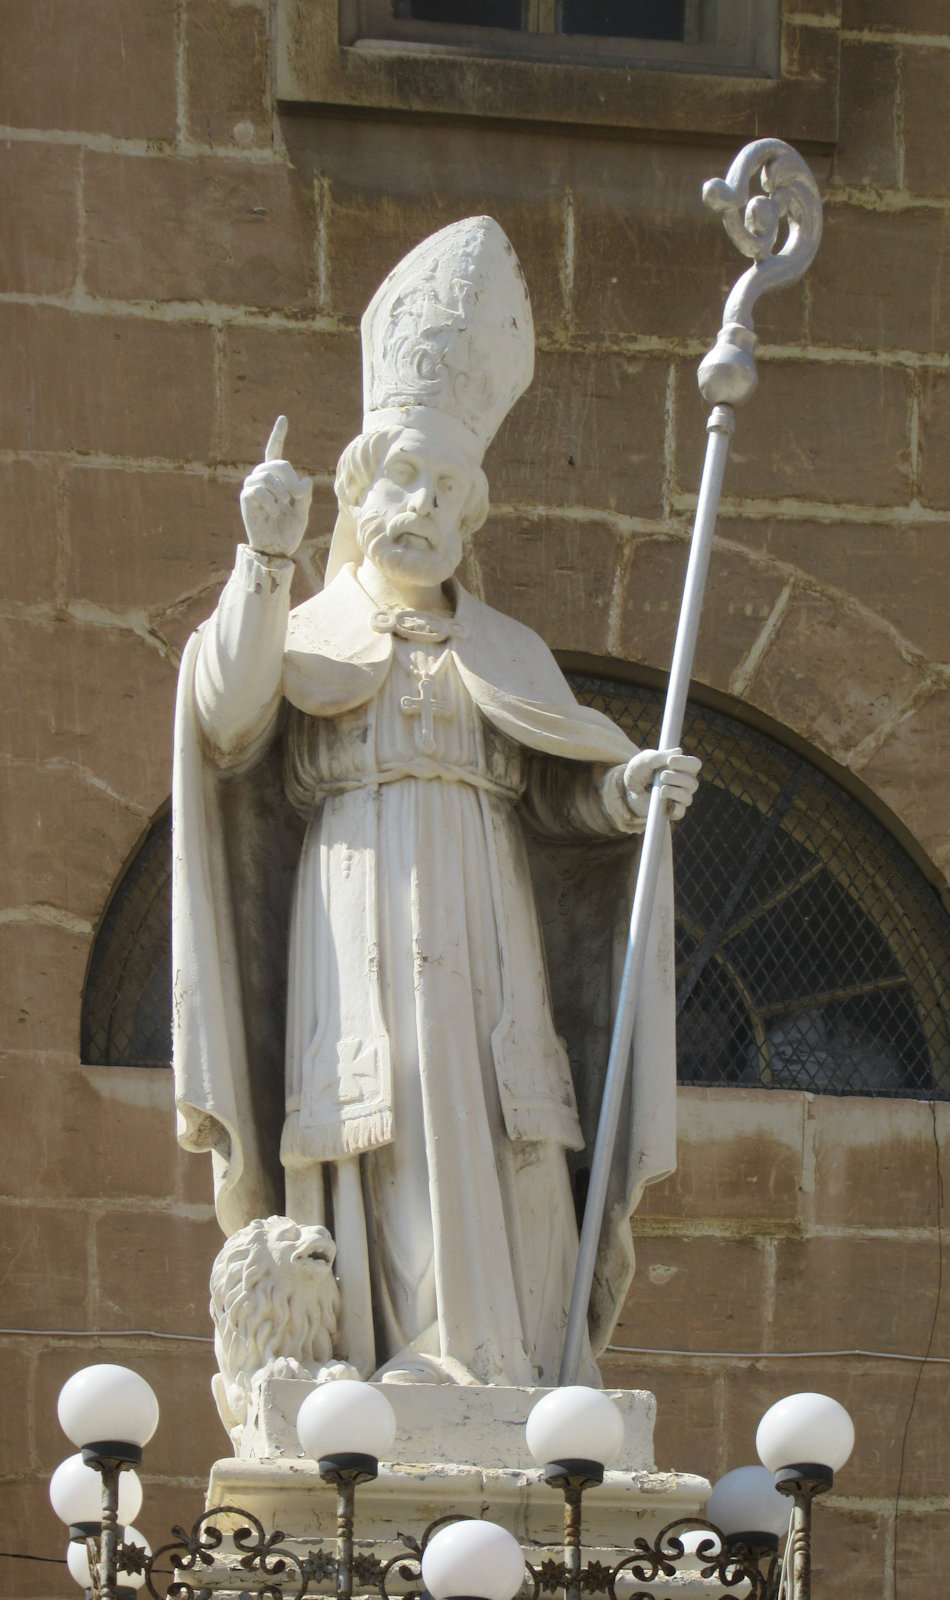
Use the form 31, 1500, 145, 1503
525, 1387, 624, 1472
422, 1519, 526, 1600
50, 1455, 143, 1529
58, 1365, 159, 1452
66, 1526, 151, 1590
756, 1393, 855, 1475
706, 1465, 790, 1541
296, 1380, 397, 1465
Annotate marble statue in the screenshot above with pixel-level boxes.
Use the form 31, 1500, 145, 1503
172, 217, 699, 1391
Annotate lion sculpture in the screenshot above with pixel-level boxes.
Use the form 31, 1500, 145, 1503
209, 1215, 357, 1449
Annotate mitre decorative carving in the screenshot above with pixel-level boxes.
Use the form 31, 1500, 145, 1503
360, 215, 534, 462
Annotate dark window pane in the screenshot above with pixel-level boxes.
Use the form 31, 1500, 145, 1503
396, 0, 524, 26
560, 0, 685, 38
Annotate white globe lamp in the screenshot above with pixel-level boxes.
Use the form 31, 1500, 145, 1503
58, 1365, 159, 1466
296, 1380, 397, 1481
706, 1465, 790, 1549
66, 1526, 151, 1591
525, 1387, 624, 1484
50, 1454, 143, 1538
422, 1519, 526, 1600
756, 1393, 855, 1490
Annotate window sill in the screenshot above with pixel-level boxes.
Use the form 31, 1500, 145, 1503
276, 0, 839, 145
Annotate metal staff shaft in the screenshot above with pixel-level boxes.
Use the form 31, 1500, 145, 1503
559, 404, 734, 1386
559, 137, 823, 1387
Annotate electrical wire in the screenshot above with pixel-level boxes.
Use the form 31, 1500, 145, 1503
606, 1343, 950, 1363
0, 1327, 214, 1342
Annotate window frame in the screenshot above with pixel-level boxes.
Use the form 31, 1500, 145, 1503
276, 0, 839, 145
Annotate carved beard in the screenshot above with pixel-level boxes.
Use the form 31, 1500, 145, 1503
356, 504, 456, 588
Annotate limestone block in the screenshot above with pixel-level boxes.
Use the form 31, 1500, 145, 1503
0, 761, 144, 920
615, 537, 788, 690
916, 370, 950, 508
185, 0, 272, 151
810, 205, 950, 356
0, 1202, 91, 1328
854, 686, 950, 878
742, 591, 920, 762
810, 1095, 947, 1231
0, 921, 89, 1054
769, 1236, 946, 1361
94, 1210, 220, 1337
842, 0, 946, 26
810, 1506, 888, 1597
0, 142, 80, 296
615, 1236, 770, 1357
0, 0, 177, 141
0, 1345, 34, 1475
221, 326, 362, 472
675, 359, 912, 508
637, 1087, 804, 1224
715, 516, 950, 663
901, 46, 950, 200
834, 40, 901, 190
0, 305, 216, 461
476, 513, 621, 657
488, 349, 667, 517
83, 154, 315, 312
0, 458, 59, 604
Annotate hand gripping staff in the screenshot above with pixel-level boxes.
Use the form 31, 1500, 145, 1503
560, 140, 824, 1385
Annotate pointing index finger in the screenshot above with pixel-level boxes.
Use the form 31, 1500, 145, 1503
265, 415, 289, 463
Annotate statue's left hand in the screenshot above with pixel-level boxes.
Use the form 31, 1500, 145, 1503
622, 748, 702, 822
240, 415, 314, 558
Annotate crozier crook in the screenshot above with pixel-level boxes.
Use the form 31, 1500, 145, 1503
559, 140, 824, 1385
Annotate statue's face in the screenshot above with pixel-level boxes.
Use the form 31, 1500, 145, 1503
356, 429, 475, 590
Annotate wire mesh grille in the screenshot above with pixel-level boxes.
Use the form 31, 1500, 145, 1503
82, 681, 950, 1099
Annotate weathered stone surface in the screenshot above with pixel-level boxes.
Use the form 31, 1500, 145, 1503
0, 760, 145, 920
744, 591, 921, 762
616, 1235, 770, 1354
811, 1507, 888, 1599
221, 325, 361, 472
842, 0, 948, 24
0, 458, 60, 604
0, 0, 177, 141
857, 686, 950, 878
95, 1210, 221, 1337
770, 1236, 943, 1359
916, 369, 950, 508
717, 516, 950, 663
0, 1344, 33, 1475
476, 513, 621, 656
0, 617, 175, 814
676, 360, 912, 507
185, 0, 272, 150
603, 1358, 724, 1482
66, 466, 239, 612
1, 1475, 87, 1596
0, 922, 89, 1054
901, 46, 950, 200
319, 164, 564, 332
834, 39, 901, 190
84, 153, 314, 311
895, 1511, 950, 1591
0, 141, 79, 296
810, 204, 950, 355
0, 306, 216, 460
810, 1095, 947, 1230
613, 536, 789, 688
489, 350, 667, 517
638, 1087, 804, 1223
571, 144, 805, 348
0, 1201, 91, 1327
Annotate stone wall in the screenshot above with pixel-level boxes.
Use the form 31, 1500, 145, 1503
1, 1, 949, 1595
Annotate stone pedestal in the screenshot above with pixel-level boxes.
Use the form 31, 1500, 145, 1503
196, 1383, 711, 1592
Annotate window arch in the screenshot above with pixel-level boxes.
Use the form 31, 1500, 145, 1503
82, 681, 950, 1099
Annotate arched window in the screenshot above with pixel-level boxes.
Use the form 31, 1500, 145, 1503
82, 681, 950, 1099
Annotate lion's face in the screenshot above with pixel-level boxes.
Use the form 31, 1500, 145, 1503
268, 1221, 337, 1278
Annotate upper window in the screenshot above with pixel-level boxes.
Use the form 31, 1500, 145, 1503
276, 2, 838, 145
82, 682, 950, 1101
344, 1, 781, 77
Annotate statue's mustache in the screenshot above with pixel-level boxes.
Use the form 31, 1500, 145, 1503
358, 509, 433, 546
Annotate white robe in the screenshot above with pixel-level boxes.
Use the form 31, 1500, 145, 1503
172, 549, 678, 1380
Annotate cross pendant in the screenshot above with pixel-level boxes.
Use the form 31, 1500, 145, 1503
400, 669, 449, 755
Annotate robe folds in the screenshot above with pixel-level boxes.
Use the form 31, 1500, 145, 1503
172, 548, 678, 1378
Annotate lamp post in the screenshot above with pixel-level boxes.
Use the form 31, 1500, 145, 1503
49, 1366, 852, 1600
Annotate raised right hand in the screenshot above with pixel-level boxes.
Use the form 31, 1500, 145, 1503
240, 415, 314, 558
